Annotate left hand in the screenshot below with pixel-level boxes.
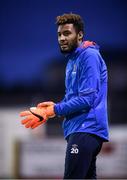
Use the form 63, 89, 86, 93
20, 108, 47, 129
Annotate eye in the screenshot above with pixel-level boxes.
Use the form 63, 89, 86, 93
63, 31, 71, 36
57, 32, 61, 37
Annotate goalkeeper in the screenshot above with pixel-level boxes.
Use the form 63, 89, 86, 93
20, 13, 109, 179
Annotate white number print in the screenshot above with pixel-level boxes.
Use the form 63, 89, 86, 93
70, 147, 79, 154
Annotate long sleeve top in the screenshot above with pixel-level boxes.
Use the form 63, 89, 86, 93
54, 41, 109, 141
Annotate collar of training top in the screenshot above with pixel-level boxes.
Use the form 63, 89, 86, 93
65, 40, 99, 60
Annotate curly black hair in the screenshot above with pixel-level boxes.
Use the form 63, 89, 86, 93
56, 13, 84, 34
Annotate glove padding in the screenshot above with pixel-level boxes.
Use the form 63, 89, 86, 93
20, 101, 56, 129
20, 107, 47, 129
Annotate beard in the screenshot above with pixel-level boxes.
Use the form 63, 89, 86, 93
59, 37, 78, 54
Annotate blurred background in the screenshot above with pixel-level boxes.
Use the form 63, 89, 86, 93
0, 0, 127, 179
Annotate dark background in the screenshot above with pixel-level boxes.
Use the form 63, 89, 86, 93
0, 0, 127, 132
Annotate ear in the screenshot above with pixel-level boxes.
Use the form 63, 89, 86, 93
78, 31, 83, 41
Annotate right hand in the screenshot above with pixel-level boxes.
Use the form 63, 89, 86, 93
37, 101, 56, 118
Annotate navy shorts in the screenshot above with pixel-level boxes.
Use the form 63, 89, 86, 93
64, 132, 103, 179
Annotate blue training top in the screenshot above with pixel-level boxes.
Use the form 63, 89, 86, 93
54, 41, 109, 141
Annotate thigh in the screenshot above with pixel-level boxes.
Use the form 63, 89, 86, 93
86, 136, 102, 179
64, 132, 102, 179
86, 156, 96, 179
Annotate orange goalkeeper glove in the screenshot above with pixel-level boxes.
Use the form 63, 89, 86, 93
36, 101, 56, 118
20, 101, 56, 129
30, 101, 56, 120
20, 108, 47, 129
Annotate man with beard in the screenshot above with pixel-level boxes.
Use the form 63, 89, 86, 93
20, 13, 109, 179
